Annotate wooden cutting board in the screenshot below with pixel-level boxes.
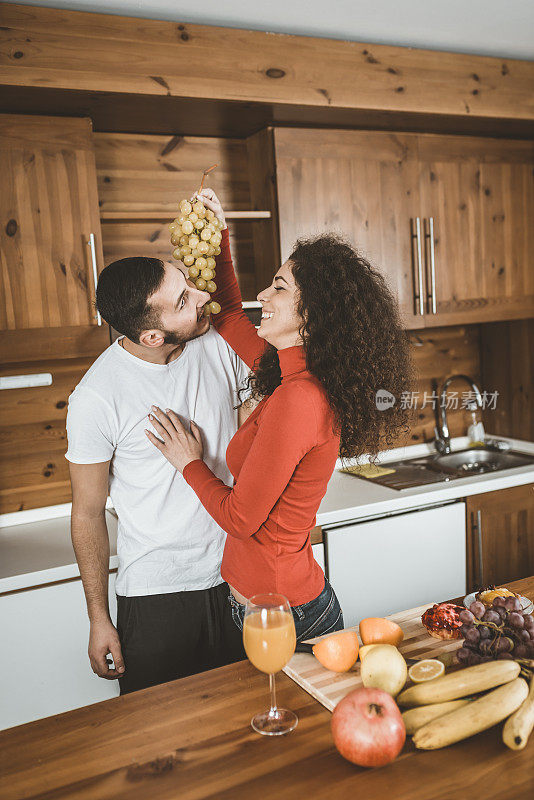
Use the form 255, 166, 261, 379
283, 602, 462, 712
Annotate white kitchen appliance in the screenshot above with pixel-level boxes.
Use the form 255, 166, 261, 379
325, 501, 466, 628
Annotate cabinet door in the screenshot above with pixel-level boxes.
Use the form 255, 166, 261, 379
466, 484, 534, 592
0, 574, 118, 730
0, 114, 104, 330
418, 134, 534, 326
273, 128, 425, 329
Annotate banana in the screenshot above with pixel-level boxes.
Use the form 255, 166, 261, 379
413, 677, 529, 749
503, 675, 534, 751
401, 699, 472, 735
397, 660, 520, 707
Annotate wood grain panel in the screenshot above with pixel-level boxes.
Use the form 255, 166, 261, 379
3, 85, 534, 141
416, 135, 534, 163
95, 132, 261, 301
417, 134, 534, 325
0, 358, 91, 426
479, 319, 534, 442
246, 128, 281, 292
0, 480, 72, 515
0, 418, 66, 457
275, 128, 534, 328
0, 449, 69, 491
101, 220, 258, 301
1, 4, 533, 121
466, 485, 534, 591
0, 356, 94, 513
94, 132, 251, 213
274, 128, 426, 329
0, 114, 104, 330
396, 325, 482, 447
0, 113, 99, 150
0, 325, 111, 365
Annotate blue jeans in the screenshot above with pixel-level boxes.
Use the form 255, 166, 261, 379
228, 578, 344, 642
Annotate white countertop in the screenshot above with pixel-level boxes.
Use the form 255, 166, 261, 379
0, 511, 118, 594
1, 435, 533, 594
316, 434, 534, 527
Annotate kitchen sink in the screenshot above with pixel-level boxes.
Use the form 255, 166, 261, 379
349, 446, 534, 490
428, 448, 534, 476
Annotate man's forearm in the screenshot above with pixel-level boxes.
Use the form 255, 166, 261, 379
71, 512, 111, 623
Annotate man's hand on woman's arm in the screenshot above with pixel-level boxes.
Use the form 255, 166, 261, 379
70, 461, 125, 679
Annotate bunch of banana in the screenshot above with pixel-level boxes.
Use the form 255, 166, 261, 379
396, 660, 534, 750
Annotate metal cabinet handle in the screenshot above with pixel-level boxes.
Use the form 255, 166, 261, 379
473, 509, 484, 588
88, 233, 102, 326
411, 217, 425, 316
424, 217, 437, 314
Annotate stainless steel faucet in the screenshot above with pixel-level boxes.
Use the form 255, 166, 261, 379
434, 374, 483, 455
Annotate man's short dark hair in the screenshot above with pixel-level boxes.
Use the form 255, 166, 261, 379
96, 256, 166, 342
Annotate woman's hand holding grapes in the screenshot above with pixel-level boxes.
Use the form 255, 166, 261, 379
195, 188, 226, 230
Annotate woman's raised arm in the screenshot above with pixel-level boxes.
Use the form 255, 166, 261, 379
197, 189, 267, 371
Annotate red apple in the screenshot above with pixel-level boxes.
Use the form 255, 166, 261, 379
331, 687, 406, 768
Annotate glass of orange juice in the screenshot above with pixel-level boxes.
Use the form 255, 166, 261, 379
243, 593, 298, 736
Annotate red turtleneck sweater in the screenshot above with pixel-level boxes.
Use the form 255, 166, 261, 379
183, 229, 340, 605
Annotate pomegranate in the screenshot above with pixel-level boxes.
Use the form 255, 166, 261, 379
331, 687, 406, 768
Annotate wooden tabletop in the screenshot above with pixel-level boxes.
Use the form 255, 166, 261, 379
1, 577, 534, 800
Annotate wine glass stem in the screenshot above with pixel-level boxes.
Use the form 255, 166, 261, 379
268, 672, 278, 718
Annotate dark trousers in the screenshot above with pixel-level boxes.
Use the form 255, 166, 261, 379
116, 582, 246, 694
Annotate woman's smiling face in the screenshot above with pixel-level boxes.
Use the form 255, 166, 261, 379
256, 260, 304, 350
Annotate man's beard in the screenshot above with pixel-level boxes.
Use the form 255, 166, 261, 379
162, 330, 186, 345
162, 314, 210, 345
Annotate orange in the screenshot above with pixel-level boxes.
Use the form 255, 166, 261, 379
312, 630, 360, 672
359, 617, 404, 647
408, 659, 445, 683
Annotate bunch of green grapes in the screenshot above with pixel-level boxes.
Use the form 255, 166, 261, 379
169, 197, 223, 315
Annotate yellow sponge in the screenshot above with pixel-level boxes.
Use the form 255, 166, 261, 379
340, 463, 396, 479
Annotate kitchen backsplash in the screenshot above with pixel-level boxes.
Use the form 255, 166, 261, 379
0, 324, 483, 514
393, 324, 482, 448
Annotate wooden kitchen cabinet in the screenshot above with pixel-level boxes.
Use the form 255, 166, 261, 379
0, 114, 105, 330
94, 130, 269, 302
417, 135, 534, 326
273, 128, 425, 329
466, 484, 534, 592
272, 128, 534, 328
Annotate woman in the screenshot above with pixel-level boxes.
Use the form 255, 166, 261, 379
146, 189, 412, 642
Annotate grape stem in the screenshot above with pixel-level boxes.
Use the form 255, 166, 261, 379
472, 618, 501, 632
470, 618, 507, 655
197, 164, 218, 195
469, 617, 532, 656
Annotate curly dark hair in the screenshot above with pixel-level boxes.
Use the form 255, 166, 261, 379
244, 234, 414, 461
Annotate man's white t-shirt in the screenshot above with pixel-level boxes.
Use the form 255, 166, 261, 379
65, 328, 249, 597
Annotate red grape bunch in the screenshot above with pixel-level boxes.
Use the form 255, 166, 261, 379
456, 595, 534, 666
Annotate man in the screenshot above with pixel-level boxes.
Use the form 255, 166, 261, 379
66, 237, 249, 694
